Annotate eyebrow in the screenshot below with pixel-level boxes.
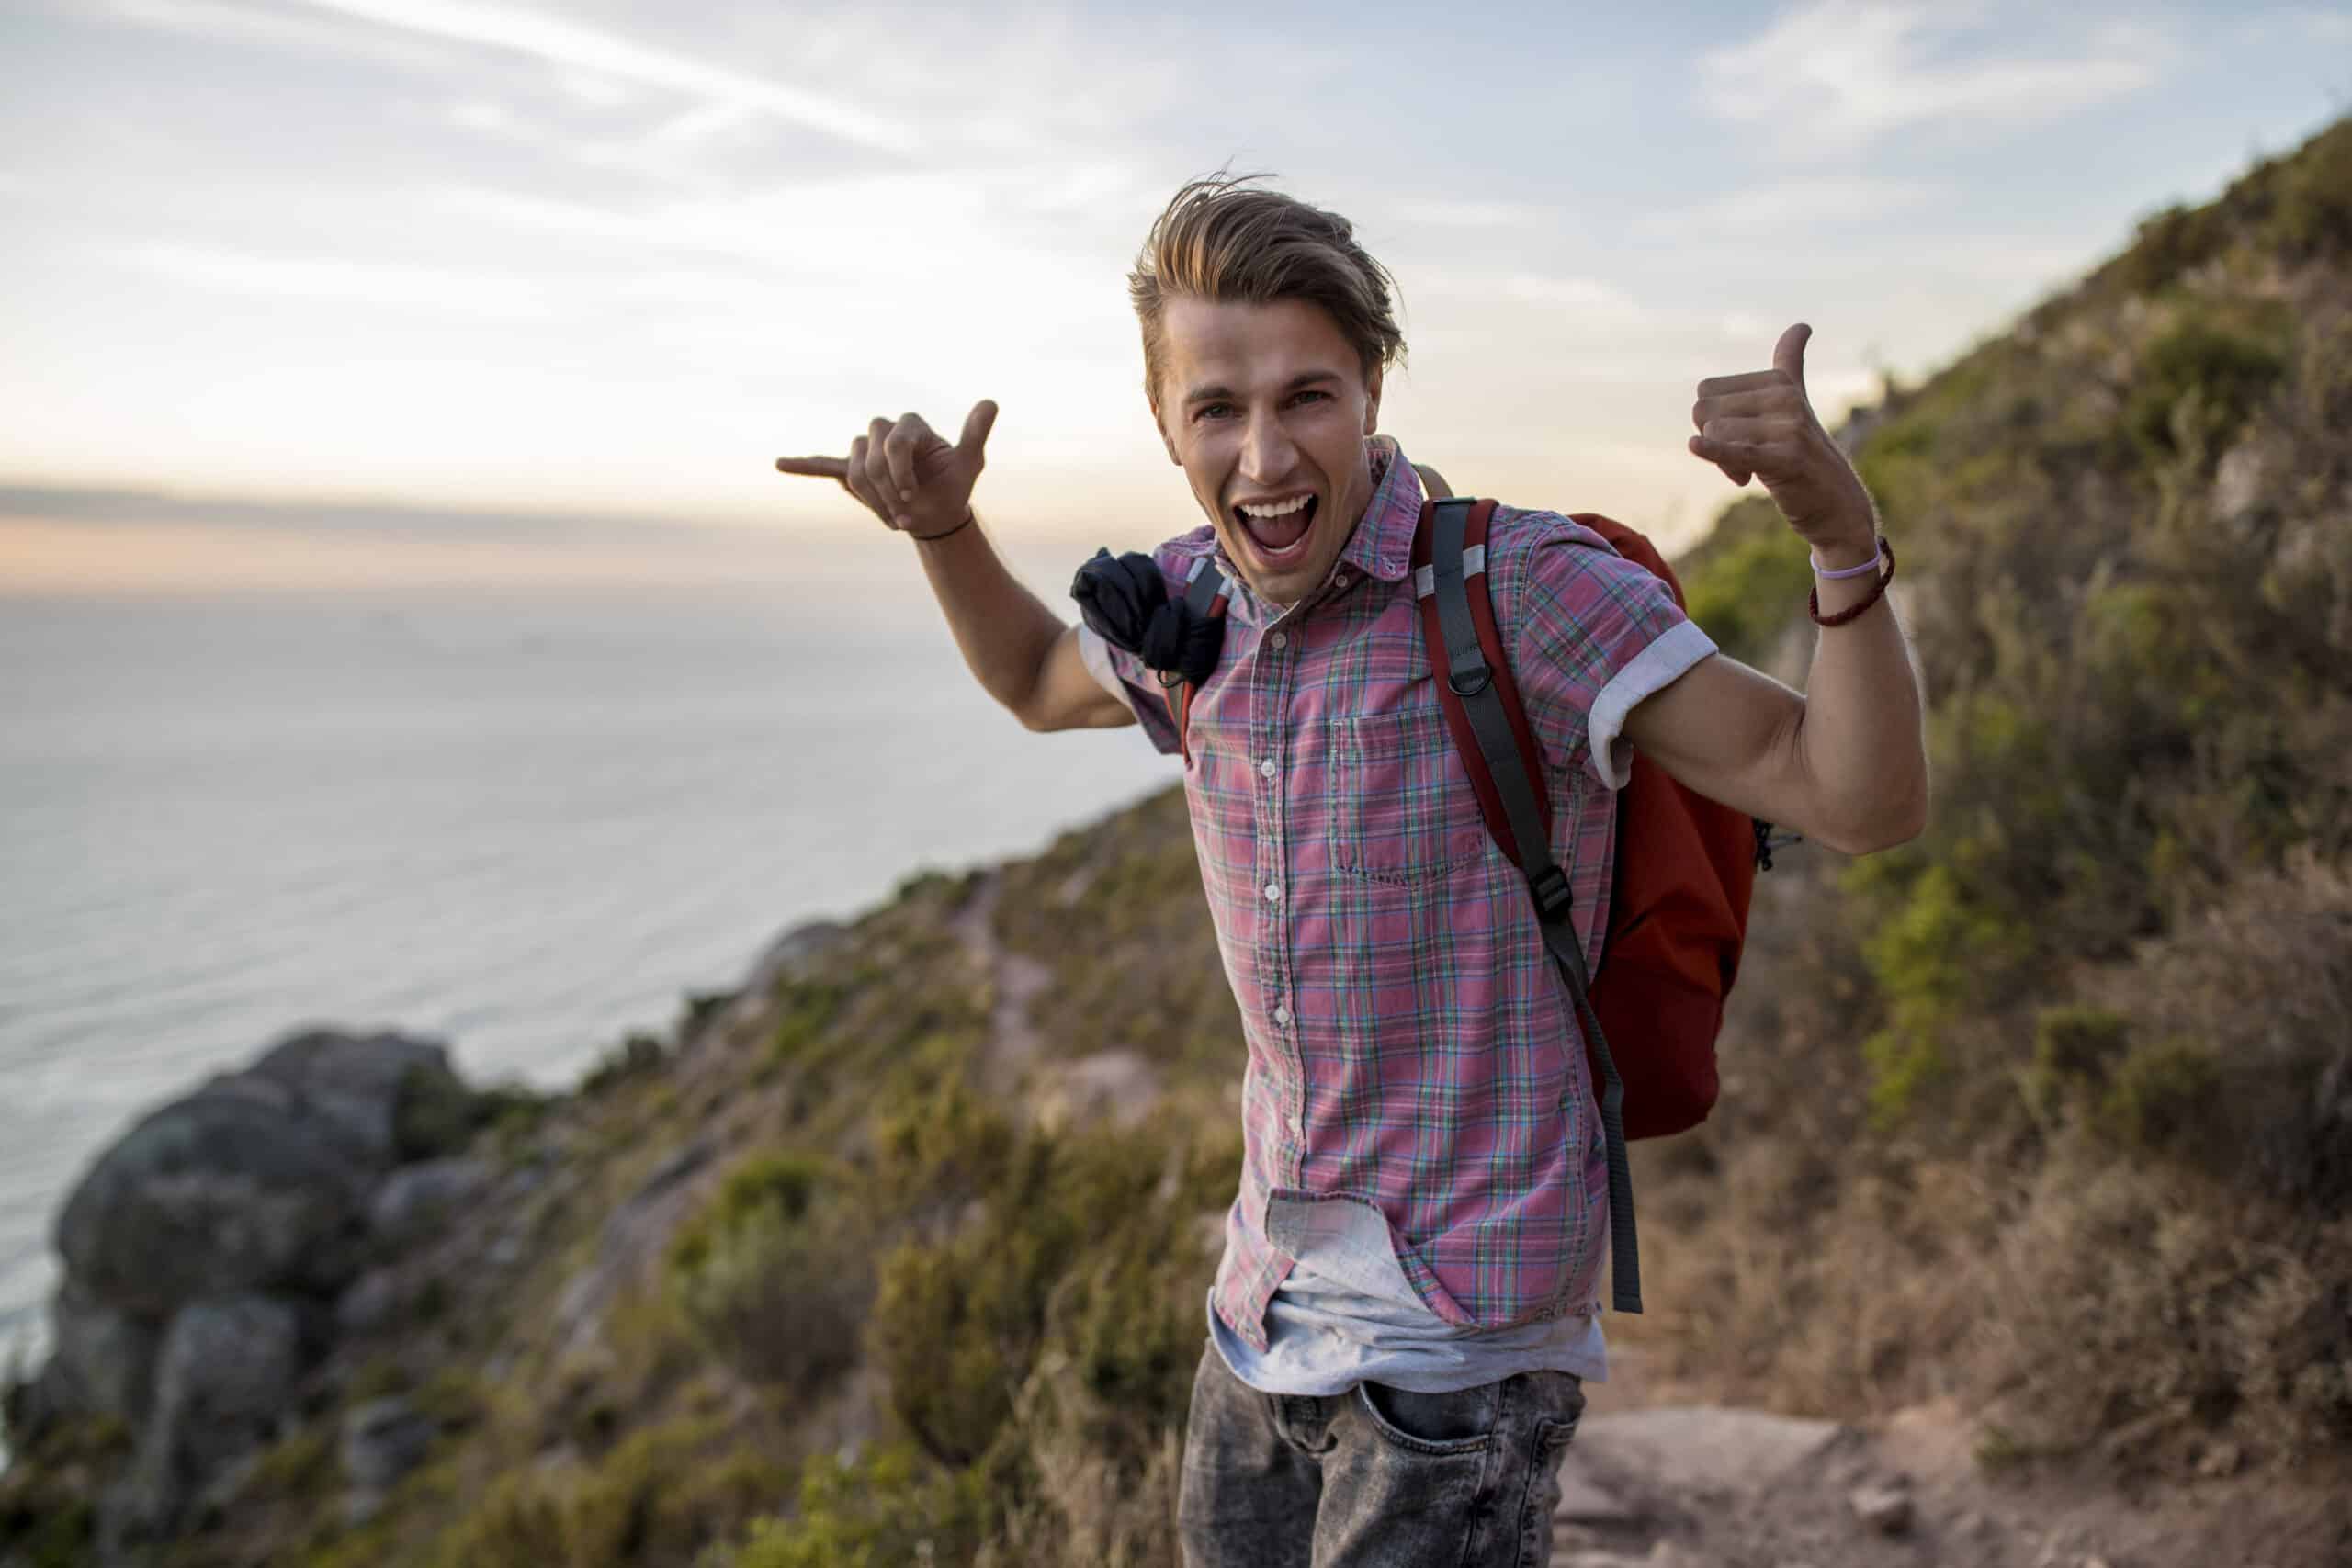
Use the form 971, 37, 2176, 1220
1182, 369, 1343, 407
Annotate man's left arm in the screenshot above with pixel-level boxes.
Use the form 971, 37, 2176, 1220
1621, 323, 1928, 856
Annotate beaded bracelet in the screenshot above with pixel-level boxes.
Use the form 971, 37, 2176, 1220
1809, 536, 1896, 628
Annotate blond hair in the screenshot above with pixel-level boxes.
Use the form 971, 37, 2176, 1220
1128, 175, 1406, 409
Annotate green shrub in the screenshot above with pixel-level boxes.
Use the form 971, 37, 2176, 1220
427, 1419, 789, 1568
2263, 116, 2352, 258
393, 1064, 551, 1162
712, 1445, 989, 1568
1856, 864, 2021, 1123
869, 1107, 1214, 1472
246, 1426, 337, 1502
671, 1154, 825, 1275
2097, 1038, 2222, 1156
0, 1344, 26, 1452
2125, 316, 2288, 463
669, 1154, 870, 1393
430, 1471, 570, 1568
396, 1062, 486, 1160
674, 1202, 870, 1393
680, 988, 732, 1035
2018, 1006, 2132, 1122
583, 1032, 669, 1096
566, 1419, 788, 1566
1676, 498, 1814, 667
0, 1494, 93, 1568
868, 1077, 1018, 1225
348, 1354, 410, 1403
2114, 201, 2232, 295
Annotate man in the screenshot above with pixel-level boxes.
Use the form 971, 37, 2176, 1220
777, 176, 1928, 1567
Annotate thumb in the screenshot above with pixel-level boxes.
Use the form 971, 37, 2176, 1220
1773, 322, 1812, 397
957, 399, 1000, 461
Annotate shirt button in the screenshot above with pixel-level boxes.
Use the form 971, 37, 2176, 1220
1263, 881, 1283, 904
1287, 1113, 1305, 1135
1272, 1004, 1292, 1026
1334, 572, 1351, 590
1270, 630, 1289, 649
1259, 758, 1276, 781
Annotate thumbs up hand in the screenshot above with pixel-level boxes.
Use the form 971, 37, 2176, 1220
776, 399, 1000, 540
1688, 324, 1875, 555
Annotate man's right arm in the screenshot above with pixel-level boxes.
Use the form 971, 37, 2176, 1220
775, 400, 1135, 735
910, 522, 1136, 733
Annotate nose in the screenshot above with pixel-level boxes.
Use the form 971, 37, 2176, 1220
1238, 405, 1297, 486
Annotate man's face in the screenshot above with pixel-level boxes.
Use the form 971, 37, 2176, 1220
1152, 295, 1382, 607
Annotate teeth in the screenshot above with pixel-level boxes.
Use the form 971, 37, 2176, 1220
1239, 495, 1311, 519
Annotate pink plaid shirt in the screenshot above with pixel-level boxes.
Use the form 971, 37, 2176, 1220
1080, 438, 1716, 1352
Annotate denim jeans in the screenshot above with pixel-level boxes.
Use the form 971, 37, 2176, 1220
1175, 1337, 1586, 1568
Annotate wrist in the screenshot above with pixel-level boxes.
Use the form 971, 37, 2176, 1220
911, 510, 977, 544
1808, 530, 1880, 576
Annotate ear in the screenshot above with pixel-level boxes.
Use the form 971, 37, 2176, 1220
1362, 362, 1384, 436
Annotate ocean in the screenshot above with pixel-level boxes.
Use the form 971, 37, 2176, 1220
0, 585, 1175, 1370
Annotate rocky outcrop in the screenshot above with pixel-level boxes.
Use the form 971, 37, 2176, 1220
19, 1028, 481, 1551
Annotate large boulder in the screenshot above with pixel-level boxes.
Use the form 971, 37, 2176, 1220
245, 1028, 463, 1167
54, 1079, 373, 1317
21, 1281, 163, 1431
51, 1029, 455, 1317
113, 1293, 306, 1539
368, 1156, 492, 1253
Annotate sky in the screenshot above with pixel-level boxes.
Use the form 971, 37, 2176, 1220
2, 0, 2347, 593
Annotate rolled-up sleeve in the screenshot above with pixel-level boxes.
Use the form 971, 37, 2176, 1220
1513, 517, 1718, 790
1077, 625, 1182, 756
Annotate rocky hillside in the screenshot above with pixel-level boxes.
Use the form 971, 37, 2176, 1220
6, 116, 2349, 1568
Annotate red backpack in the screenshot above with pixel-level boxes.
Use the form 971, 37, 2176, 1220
1412, 496, 1768, 1312
1164, 498, 1774, 1312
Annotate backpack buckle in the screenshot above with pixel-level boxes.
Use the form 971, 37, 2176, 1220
1528, 863, 1575, 922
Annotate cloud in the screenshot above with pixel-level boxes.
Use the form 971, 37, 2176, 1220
2271, 6, 2352, 46
1700, 1, 2170, 157
1501, 273, 1651, 326
1632, 175, 1939, 238
1386, 198, 1556, 230
104, 0, 473, 75
111, 241, 558, 317
119, 0, 915, 153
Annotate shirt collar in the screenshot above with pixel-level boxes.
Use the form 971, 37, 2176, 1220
1339, 434, 1424, 584
1174, 434, 1424, 611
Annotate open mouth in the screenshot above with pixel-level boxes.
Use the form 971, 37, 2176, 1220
1234, 493, 1318, 566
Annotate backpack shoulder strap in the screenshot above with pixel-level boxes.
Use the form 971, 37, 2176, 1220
1163, 558, 1229, 765
1412, 497, 1643, 1314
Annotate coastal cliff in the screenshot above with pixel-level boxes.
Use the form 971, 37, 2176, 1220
5, 116, 2349, 1568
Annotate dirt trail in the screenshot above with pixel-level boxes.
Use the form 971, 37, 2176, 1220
948, 872, 1159, 1126
947, 872, 1054, 1092
1553, 1355, 2345, 1567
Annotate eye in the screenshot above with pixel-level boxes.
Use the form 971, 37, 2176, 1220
1193, 401, 1234, 423
1289, 389, 1331, 408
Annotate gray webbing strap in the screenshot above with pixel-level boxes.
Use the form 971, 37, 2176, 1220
1429, 500, 1643, 1315
1187, 559, 1227, 615
1430, 502, 1493, 699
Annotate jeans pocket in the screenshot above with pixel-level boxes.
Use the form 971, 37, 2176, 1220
1352, 1379, 1498, 1456
1513, 1412, 1583, 1568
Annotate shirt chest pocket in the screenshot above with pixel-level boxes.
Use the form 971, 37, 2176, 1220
1323, 703, 1493, 886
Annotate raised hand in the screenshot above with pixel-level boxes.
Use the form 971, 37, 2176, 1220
775, 399, 999, 539
1688, 324, 1874, 551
